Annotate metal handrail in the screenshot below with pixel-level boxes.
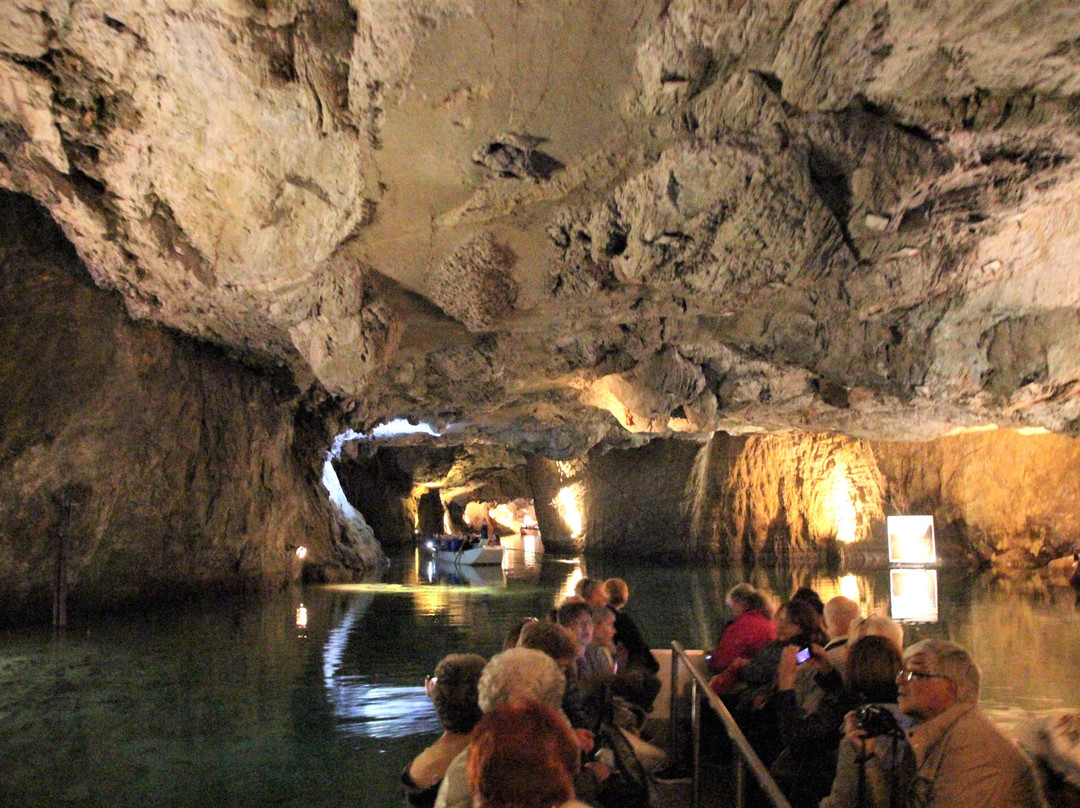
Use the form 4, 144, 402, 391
670, 641, 793, 808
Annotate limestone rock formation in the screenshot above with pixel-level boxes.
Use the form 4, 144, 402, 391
3, 0, 1079, 447
0, 193, 381, 620
4, 1, 1080, 615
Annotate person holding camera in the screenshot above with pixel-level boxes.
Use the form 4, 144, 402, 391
772, 635, 903, 808
822, 638, 1046, 808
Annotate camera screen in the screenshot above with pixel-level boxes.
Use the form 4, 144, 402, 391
795, 646, 811, 664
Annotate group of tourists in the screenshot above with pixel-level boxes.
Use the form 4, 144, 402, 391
402, 577, 664, 808
707, 582, 1051, 808
403, 576, 1063, 808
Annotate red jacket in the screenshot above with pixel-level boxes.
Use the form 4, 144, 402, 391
707, 609, 777, 673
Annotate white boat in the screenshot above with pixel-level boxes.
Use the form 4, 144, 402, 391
426, 539, 505, 566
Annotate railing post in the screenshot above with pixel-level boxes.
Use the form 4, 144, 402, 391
691, 676, 701, 808
669, 641, 793, 808
669, 642, 680, 756
735, 752, 746, 808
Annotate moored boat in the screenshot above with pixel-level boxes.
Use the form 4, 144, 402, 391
424, 537, 505, 566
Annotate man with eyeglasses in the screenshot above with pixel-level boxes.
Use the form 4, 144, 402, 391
824, 638, 1046, 808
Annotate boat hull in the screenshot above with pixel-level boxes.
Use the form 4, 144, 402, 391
431, 544, 505, 566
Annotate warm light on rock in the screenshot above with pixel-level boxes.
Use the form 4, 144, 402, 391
555, 484, 585, 539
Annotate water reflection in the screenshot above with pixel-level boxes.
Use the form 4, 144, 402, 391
3, 551, 1078, 808
890, 568, 939, 621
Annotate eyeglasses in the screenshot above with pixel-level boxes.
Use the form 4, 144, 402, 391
897, 668, 950, 682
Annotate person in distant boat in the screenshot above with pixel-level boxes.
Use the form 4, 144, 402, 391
402, 653, 486, 808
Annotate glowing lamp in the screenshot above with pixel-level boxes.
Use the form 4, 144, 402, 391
886, 515, 936, 564
295, 545, 308, 560
296, 603, 309, 629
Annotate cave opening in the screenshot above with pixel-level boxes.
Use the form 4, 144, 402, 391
323, 421, 554, 559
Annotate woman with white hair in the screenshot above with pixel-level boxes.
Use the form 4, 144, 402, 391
436, 648, 598, 808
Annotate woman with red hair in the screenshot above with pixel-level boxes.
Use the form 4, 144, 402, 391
467, 700, 590, 808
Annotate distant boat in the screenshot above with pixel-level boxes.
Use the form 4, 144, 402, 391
424, 538, 505, 566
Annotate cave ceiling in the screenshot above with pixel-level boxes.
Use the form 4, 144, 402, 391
4, 0, 1080, 459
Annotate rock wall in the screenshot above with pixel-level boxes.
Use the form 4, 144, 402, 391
871, 430, 1080, 571
333, 448, 417, 551
584, 439, 701, 560
0, 192, 380, 623
525, 456, 583, 555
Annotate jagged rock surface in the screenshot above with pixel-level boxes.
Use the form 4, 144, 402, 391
3, 1, 1079, 450
0, 193, 381, 621
4, 1, 1080, 613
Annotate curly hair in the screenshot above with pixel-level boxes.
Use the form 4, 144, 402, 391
430, 653, 486, 734
478, 647, 565, 713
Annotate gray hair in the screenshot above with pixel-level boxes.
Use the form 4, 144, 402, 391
904, 638, 981, 704
851, 613, 904, 651
726, 583, 773, 617
478, 647, 566, 713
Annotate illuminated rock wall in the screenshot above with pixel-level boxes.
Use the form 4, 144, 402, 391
871, 430, 1080, 570
685, 432, 886, 562
583, 439, 700, 560
582, 432, 885, 562
0, 193, 379, 623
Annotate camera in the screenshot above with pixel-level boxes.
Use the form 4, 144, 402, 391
853, 704, 900, 737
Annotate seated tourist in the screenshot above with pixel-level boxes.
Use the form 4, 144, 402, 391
603, 577, 661, 713
467, 700, 591, 808
435, 647, 610, 808
583, 604, 617, 681
822, 595, 861, 674
728, 598, 829, 765
1017, 710, 1080, 808
502, 616, 539, 651
707, 582, 777, 692
402, 654, 486, 808
771, 635, 902, 808
791, 585, 825, 617
575, 577, 610, 607
557, 600, 610, 733
824, 638, 1047, 808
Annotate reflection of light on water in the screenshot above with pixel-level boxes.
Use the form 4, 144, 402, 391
295, 603, 308, 629
890, 568, 939, 622
560, 565, 583, 603
839, 574, 860, 602
322, 598, 441, 739
329, 681, 440, 739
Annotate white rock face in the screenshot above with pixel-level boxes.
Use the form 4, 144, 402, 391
3, 0, 1080, 452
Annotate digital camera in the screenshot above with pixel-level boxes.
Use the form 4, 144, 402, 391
854, 704, 900, 737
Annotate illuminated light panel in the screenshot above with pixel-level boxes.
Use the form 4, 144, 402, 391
890, 568, 939, 622
887, 515, 936, 564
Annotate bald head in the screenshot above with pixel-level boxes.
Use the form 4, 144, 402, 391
823, 596, 861, 641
